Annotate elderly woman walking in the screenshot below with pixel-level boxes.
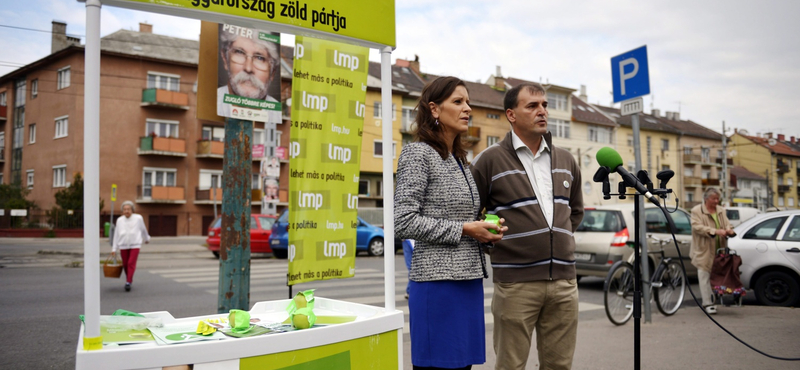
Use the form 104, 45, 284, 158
112, 201, 150, 292
690, 188, 735, 314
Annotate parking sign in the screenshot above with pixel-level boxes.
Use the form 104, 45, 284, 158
611, 45, 650, 103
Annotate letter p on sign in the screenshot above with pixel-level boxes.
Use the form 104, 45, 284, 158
611, 45, 650, 103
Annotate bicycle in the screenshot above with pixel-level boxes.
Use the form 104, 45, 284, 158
603, 240, 687, 325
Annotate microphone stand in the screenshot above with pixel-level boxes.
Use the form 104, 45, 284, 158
595, 167, 674, 370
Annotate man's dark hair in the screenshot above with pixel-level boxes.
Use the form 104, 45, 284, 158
503, 82, 547, 112
413, 76, 469, 162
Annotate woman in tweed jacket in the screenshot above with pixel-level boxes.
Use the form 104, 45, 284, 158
395, 76, 506, 370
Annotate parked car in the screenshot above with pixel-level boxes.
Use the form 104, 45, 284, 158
726, 206, 762, 227
728, 210, 800, 306
269, 210, 393, 258
574, 203, 696, 279
206, 214, 278, 258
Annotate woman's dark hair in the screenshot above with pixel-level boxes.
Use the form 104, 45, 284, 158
413, 76, 469, 162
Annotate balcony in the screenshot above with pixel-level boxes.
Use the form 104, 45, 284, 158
684, 200, 702, 209
777, 160, 790, 174
197, 140, 224, 158
138, 136, 187, 157
778, 185, 791, 194
194, 187, 263, 205
685, 176, 702, 187
714, 157, 733, 166
701, 178, 720, 186
136, 185, 186, 204
463, 126, 480, 143
683, 153, 702, 163
0, 105, 6, 120
400, 119, 416, 134
141, 88, 189, 110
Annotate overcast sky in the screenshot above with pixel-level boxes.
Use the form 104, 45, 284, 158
1, 0, 798, 138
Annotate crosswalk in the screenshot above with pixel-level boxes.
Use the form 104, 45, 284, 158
146, 262, 605, 336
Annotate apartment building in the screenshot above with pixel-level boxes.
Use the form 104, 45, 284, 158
729, 132, 800, 209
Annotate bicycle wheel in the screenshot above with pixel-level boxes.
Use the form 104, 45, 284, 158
653, 259, 686, 316
604, 262, 635, 325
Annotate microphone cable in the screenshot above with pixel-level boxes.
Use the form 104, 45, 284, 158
654, 202, 800, 361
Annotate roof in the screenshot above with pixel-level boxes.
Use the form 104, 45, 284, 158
595, 106, 682, 135
729, 166, 766, 181
654, 116, 722, 140
571, 95, 615, 127
738, 133, 800, 158
367, 61, 427, 95
100, 29, 198, 65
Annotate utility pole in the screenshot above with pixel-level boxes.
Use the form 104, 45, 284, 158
722, 121, 729, 205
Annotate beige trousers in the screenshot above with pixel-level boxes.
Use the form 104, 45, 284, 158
492, 279, 579, 370
698, 269, 714, 306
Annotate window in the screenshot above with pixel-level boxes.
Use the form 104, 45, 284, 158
253, 128, 265, 145
789, 178, 794, 186
251, 173, 259, 190
778, 197, 785, 207
577, 210, 623, 232
0, 91, 5, 106
684, 146, 693, 155
30, 79, 38, 99
15, 80, 25, 107
202, 126, 225, 141
701, 147, 710, 162
627, 134, 634, 147
147, 72, 180, 92
373, 140, 397, 158
402, 107, 416, 125
661, 165, 670, 171
373, 102, 396, 120
358, 179, 370, 195
687, 192, 694, 203
661, 139, 669, 151
718, 149, 724, 160
487, 113, 501, 119
743, 217, 787, 240
546, 92, 567, 111
701, 169, 711, 179
55, 116, 68, 138
52, 165, 67, 187
670, 210, 693, 235
376, 180, 383, 197
589, 125, 613, 144
550, 118, 570, 138
26, 170, 34, 188
789, 198, 795, 207
29, 124, 35, 144
741, 180, 751, 189
57, 66, 70, 89
145, 119, 179, 138
143, 167, 178, 197
783, 217, 800, 241
487, 136, 500, 146
199, 169, 222, 190
0, 173, 3, 184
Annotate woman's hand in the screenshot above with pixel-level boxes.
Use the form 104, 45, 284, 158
463, 218, 508, 244
715, 229, 729, 236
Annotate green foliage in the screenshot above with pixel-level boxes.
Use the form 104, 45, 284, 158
0, 182, 36, 210
53, 173, 105, 211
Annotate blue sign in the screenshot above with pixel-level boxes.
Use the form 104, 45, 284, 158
611, 45, 650, 103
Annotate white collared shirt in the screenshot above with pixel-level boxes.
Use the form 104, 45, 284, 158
512, 131, 553, 228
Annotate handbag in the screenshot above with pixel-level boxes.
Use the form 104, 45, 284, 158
103, 254, 123, 278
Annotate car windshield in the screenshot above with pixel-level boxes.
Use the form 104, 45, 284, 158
576, 210, 623, 232
212, 217, 222, 228
278, 210, 289, 223
259, 216, 276, 229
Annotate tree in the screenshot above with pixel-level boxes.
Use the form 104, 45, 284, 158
48, 173, 104, 229
0, 182, 36, 210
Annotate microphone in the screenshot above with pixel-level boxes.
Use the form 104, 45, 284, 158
596, 147, 661, 207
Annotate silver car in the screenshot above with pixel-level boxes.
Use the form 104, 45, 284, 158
728, 210, 800, 306
574, 203, 696, 279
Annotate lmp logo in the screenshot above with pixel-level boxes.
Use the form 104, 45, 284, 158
294, 43, 305, 59
298, 190, 323, 210
333, 50, 359, 71
324, 240, 347, 259
328, 143, 352, 164
290, 141, 302, 159
346, 193, 358, 210
288, 244, 296, 262
302, 91, 328, 112
354, 101, 365, 118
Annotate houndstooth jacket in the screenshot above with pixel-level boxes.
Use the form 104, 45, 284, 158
394, 142, 487, 282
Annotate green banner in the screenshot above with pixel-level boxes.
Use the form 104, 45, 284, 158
105, 0, 396, 48
288, 37, 368, 285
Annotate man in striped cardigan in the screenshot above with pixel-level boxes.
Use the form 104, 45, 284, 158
471, 82, 584, 370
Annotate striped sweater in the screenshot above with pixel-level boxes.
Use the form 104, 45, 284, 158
470, 131, 584, 283
394, 142, 487, 282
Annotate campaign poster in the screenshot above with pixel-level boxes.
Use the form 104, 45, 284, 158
217, 23, 282, 123
288, 37, 368, 285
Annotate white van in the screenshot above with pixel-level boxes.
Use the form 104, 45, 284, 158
725, 206, 761, 227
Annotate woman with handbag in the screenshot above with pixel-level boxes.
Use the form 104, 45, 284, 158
112, 201, 150, 292
690, 187, 735, 314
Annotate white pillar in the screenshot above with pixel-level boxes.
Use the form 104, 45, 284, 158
82, 0, 102, 347
380, 46, 396, 313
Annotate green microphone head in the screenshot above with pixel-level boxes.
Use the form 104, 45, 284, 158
596, 147, 623, 169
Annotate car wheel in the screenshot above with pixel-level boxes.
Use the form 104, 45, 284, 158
754, 271, 800, 307
273, 249, 288, 259
368, 238, 385, 256
212, 251, 219, 259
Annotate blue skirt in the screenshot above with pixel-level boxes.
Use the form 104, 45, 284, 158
409, 279, 486, 368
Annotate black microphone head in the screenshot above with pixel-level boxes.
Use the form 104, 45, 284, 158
656, 169, 675, 181
593, 166, 610, 183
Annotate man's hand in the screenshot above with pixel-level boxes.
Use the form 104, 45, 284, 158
463, 219, 508, 244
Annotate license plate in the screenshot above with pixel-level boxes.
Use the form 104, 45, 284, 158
271, 240, 280, 245
574, 253, 592, 262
